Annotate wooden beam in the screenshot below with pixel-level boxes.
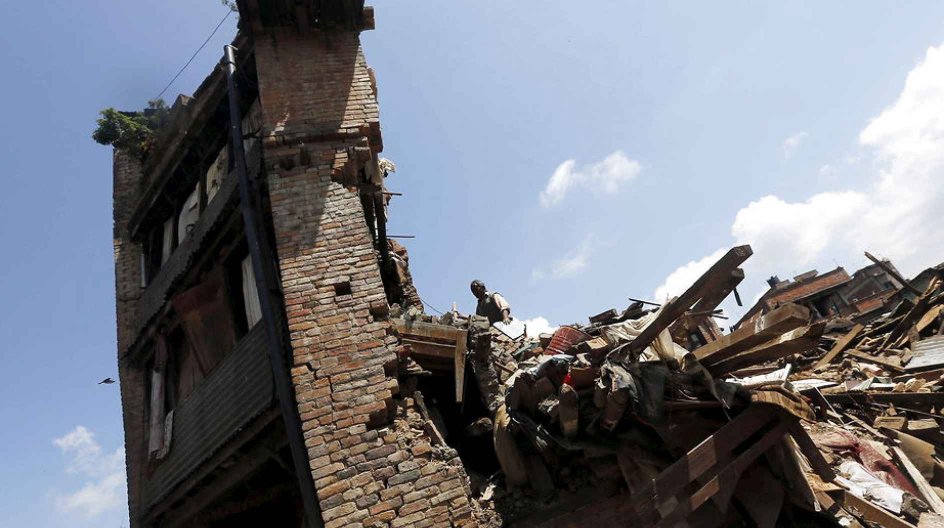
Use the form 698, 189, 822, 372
882, 278, 942, 349
655, 421, 790, 527
709, 323, 823, 376
455, 329, 468, 403
694, 303, 810, 365
918, 306, 944, 333
892, 446, 944, 514
691, 268, 746, 314
865, 251, 921, 295
824, 391, 944, 411
543, 404, 786, 527
622, 245, 753, 359
813, 324, 865, 370
845, 349, 905, 372
785, 418, 835, 482
832, 489, 916, 528
617, 405, 777, 518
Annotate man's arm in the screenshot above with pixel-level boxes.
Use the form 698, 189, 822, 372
492, 293, 511, 323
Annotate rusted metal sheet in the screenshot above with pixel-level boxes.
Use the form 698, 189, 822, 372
143, 324, 273, 510
906, 336, 944, 370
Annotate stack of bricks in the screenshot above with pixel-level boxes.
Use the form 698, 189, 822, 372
111, 151, 149, 525
256, 28, 477, 527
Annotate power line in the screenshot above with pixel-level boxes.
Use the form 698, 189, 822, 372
155, 10, 233, 101
420, 298, 445, 316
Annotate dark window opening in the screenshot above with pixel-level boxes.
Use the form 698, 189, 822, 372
334, 281, 352, 296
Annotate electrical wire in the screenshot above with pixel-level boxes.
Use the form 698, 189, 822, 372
420, 298, 445, 316
155, 10, 233, 101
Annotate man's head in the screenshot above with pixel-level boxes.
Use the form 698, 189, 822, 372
470, 280, 487, 299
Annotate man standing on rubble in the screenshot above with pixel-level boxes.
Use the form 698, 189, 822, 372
471, 280, 511, 324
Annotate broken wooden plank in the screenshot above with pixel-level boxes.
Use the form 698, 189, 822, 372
892, 446, 944, 514
621, 245, 753, 359
875, 416, 908, 431
882, 278, 942, 350
823, 391, 944, 411
893, 367, 944, 383
588, 308, 619, 325
919, 513, 944, 528
694, 303, 810, 365
710, 323, 823, 376
543, 404, 778, 526
655, 420, 790, 528
865, 251, 921, 295
832, 489, 916, 528
621, 405, 778, 518
918, 307, 944, 333
784, 418, 835, 482
813, 324, 865, 370
691, 268, 745, 314
846, 349, 905, 372
843, 412, 885, 438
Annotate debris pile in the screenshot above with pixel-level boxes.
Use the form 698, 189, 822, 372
391, 245, 944, 527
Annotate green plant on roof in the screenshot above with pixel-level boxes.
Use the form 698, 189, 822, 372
92, 99, 170, 158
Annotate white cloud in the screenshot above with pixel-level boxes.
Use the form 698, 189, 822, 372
56, 473, 125, 518
53, 426, 126, 519
521, 316, 558, 337
818, 164, 837, 177
655, 43, 944, 319
781, 131, 808, 159
532, 236, 597, 280
653, 248, 728, 302
539, 151, 642, 207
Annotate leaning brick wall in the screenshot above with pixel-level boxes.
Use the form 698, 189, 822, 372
112, 151, 149, 527
255, 29, 476, 527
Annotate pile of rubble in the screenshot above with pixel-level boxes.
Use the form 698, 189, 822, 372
391, 245, 944, 527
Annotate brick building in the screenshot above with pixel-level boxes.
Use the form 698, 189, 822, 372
735, 260, 906, 329
111, 2, 477, 526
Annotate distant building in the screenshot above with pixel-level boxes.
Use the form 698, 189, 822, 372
735, 260, 905, 329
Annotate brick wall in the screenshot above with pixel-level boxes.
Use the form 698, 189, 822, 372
255, 29, 476, 527
766, 268, 851, 308
112, 151, 148, 527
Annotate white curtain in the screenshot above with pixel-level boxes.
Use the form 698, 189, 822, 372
161, 217, 174, 264
241, 256, 262, 328
206, 146, 227, 203
177, 186, 200, 244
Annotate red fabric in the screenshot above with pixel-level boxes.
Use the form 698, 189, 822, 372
810, 427, 919, 496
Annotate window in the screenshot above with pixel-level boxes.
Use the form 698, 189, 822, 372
148, 333, 174, 459
178, 185, 200, 244
172, 268, 237, 378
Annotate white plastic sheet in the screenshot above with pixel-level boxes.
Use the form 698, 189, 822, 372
835, 460, 905, 513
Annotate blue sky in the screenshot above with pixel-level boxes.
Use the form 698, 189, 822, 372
3, 1, 944, 526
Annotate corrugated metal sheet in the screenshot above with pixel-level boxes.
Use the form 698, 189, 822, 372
906, 336, 944, 370
143, 324, 274, 510
133, 173, 239, 338
131, 146, 263, 346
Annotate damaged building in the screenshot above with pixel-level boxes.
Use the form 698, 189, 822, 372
736, 257, 908, 329
112, 2, 474, 526
109, 2, 944, 527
